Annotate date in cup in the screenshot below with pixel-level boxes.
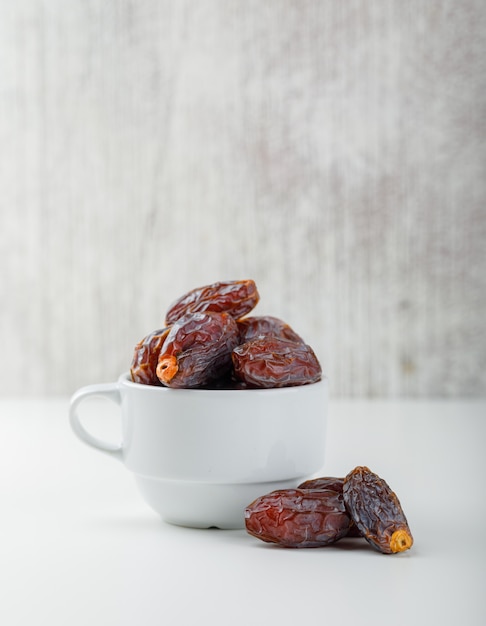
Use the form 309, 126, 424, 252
69, 373, 328, 529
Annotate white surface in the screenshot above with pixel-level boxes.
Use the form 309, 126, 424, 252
1, 397, 485, 626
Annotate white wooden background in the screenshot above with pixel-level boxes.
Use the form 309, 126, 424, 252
1, 0, 485, 397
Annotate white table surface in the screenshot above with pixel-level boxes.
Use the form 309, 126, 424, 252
1, 396, 485, 626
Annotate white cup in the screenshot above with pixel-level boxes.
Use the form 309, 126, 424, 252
69, 372, 328, 529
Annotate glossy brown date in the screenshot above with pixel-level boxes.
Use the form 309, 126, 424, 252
343, 466, 413, 554
232, 337, 322, 388
298, 477, 344, 492
245, 488, 352, 548
298, 476, 362, 537
237, 316, 304, 344
156, 311, 240, 388
165, 280, 259, 325
130, 328, 170, 386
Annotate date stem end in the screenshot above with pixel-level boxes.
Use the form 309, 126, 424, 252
157, 355, 178, 384
390, 529, 413, 553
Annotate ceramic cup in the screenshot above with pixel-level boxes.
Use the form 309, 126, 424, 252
69, 372, 328, 529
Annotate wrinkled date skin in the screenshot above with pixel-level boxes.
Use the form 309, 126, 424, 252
343, 466, 413, 554
165, 280, 259, 325
156, 312, 240, 388
131, 279, 324, 389
245, 489, 352, 548
130, 328, 170, 386
298, 476, 345, 492
237, 316, 304, 344
232, 337, 322, 388
298, 477, 362, 537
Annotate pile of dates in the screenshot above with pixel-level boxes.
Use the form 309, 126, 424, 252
130, 279, 322, 389
245, 466, 413, 554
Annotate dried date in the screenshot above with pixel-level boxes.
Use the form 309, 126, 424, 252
343, 466, 413, 554
298, 477, 344, 492
130, 328, 170, 386
298, 476, 362, 537
156, 311, 240, 388
245, 488, 352, 548
165, 280, 259, 325
237, 316, 304, 344
232, 337, 322, 388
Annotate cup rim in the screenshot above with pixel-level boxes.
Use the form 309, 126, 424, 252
120, 372, 327, 394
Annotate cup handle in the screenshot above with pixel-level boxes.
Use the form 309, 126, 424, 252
69, 382, 123, 461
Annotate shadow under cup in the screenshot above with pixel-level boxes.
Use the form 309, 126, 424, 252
69, 373, 328, 529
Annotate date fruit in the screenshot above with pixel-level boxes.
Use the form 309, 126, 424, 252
343, 466, 413, 554
298, 476, 362, 537
130, 328, 170, 386
245, 489, 352, 548
237, 316, 304, 344
232, 337, 322, 388
298, 477, 344, 493
156, 311, 240, 388
165, 280, 259, 325
131, 279, 323, 389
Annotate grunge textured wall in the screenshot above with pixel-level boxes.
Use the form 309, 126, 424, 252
1, 0, 485, 397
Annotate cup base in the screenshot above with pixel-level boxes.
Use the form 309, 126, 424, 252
133, 475, 310, 529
